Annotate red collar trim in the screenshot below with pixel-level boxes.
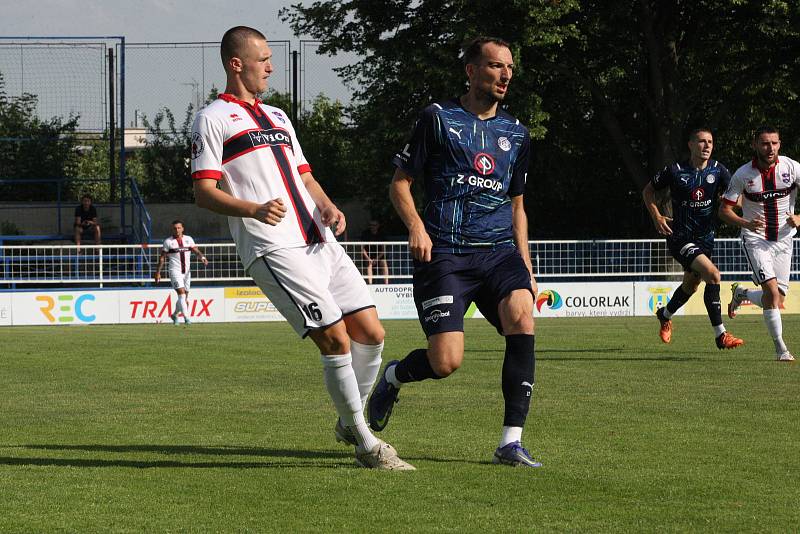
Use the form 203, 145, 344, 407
219, 93, 262, 108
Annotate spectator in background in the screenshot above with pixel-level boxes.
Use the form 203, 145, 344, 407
73, 194, 101, 249
360, 219, 389, 284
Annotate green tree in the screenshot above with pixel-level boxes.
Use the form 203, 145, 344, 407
136, 106, 195, 202
0, 72, 81, 200
282, 0, 800, 238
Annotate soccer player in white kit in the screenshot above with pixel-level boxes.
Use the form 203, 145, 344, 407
154, 220, 208, 325
190, 26, 413, 469
720, 126, 800, 362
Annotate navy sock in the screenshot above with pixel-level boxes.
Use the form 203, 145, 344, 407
502, 334, 535, 427
666, 285, 692, 314
394, 348, 443, 383
704, 283, 723, 327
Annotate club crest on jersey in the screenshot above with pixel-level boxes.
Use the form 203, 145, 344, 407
191, 132, 204, 159
782, 173, 791, 184
473, 153, 495, 175
498, 137, 511, 151
706, 175, 715, 184
271, 111, 286, 124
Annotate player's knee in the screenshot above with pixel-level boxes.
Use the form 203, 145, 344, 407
431, 358, 460, 377
360, 323, 385, 345
704, 268, 721, 285
311, 327, 350, 355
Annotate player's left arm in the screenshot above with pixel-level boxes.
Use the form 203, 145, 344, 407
511, 194, 537, 297
191, 246, 208, 266
300, 171, 346, 236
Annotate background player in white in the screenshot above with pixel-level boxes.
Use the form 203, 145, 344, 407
191, 26, 413, 469
154, 220, 208, 325
720, 126, 800, 362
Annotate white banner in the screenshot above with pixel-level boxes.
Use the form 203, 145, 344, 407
534, 283, 634, 317
369, 284, 418, 319
120, 288, 224, 324
0, 292, 12, 325
11, 290, 119, 325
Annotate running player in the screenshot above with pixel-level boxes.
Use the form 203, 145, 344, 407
191, 26, 413, 469
154, 220, 208, 325
368, 37, 541, 467
642, 128, 744, 350
720, 125, 800, 362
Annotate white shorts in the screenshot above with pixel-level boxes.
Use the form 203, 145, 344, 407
741, 236, 792, 294
169, 270, 191, 291
247, 242, 374, 337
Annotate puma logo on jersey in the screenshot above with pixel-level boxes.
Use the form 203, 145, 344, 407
449, 127, 463, 139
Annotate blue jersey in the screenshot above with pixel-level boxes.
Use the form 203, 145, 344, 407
392, 98, 530, 253
651, 160, 731, 242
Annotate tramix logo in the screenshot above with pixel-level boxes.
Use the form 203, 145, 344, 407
536, 290, 562, 312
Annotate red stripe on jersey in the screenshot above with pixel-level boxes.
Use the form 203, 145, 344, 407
722, 197, 738, 206
192, 170, 222, 180
762, 165, 779, 241
177, 237, 186, 274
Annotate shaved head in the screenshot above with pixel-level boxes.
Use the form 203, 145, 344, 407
221, 26, 266, 67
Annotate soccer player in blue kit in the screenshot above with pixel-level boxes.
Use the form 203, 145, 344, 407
642, 128, 744, 350
367, 37, 541, 467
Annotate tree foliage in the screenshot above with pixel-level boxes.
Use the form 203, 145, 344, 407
0, 72, 81, 200
282, 0, 800, 238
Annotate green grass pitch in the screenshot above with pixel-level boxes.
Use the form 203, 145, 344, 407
0, 316, 798, 532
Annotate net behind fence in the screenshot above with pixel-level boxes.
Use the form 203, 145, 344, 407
0, 38, 118, 134
2, 238, 799, 286
123, 41, 290, 128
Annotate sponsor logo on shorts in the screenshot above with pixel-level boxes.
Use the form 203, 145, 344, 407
421, 295, 454, 310
424, 309, 451, 323
680, 242, 699, 257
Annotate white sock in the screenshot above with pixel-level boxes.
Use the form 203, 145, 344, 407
713, 324, 726, 337
745, 289, 764, 308
321, 354, 379, 452
179, 294, 189, 318
349, 340, 384, 410
174, 294, 185, 317
763, 309, 788, 354
385, 362, 402, 389
499, 426, 523, 448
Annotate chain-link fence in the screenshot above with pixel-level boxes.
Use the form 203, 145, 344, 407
121, 41, 291, 128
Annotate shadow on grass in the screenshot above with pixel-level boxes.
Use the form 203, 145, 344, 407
0, 444, 354, 469
467, 349, 702, 361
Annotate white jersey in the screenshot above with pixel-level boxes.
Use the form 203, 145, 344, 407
190, 94, 335, 268
722, 156, 800, 243
162, 234, 196, 274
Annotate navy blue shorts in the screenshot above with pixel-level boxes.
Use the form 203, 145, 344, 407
412, 247, 533, 337
666, 236, 713, 271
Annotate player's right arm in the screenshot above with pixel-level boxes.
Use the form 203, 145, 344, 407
154, 251, 167, 283
718, 171, 764, 231
193, 179, 286, 225
642, 169, 672, 235
190, 112, 286, 225
390, 168, 432, 262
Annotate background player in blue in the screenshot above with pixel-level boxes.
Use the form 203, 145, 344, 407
642, 128, 743, 350
367, 37, 541, 467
